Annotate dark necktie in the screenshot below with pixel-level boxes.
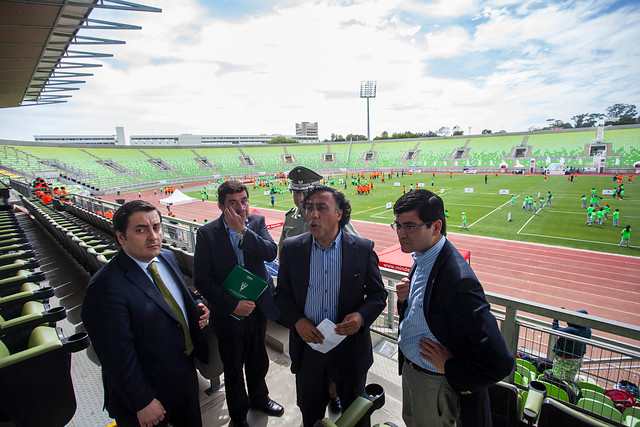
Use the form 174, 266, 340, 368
147, 261, 194, 355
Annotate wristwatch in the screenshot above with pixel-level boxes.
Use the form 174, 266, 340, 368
236, 227, 247, 240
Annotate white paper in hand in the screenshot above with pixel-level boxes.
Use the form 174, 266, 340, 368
308, 319, 346, 354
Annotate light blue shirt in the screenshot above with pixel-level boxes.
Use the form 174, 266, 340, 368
304, 231, 342, 325
128, 253, 188, 321
224, 217, 248, 268
398, 236, 446, 372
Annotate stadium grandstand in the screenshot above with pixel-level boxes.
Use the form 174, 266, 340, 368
1, 124, 639, 194
0, 1, 639, 426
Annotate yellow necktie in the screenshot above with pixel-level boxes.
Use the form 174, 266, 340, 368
147, 261, 194, 355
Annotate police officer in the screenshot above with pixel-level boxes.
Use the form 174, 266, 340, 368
278, 166, 359, 252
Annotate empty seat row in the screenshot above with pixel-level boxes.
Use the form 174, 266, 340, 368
20, 195, 117, 275
59, 198, 115, 236
0, 204, 89, 427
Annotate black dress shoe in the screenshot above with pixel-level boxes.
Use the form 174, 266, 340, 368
232, 421, 249, 427
257, 399, 284, 417
329, 396, 342, 413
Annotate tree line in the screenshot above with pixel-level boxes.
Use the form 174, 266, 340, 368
319, 103, 638, 142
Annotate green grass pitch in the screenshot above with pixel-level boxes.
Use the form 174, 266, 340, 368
186, 172, 639, 256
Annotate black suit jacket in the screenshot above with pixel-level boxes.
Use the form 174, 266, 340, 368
398, 238, 514, 426
81, 249, 208, 418
275, 232, 387, 377
193, 213, 279, 339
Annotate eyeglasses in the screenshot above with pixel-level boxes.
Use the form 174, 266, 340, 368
390, 221, 434, 233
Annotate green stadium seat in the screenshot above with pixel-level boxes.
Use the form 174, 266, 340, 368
538, 398, 615, 427
623, 406, 640, 427
579, 381, 607, 395
0, 325, 90, 426
577, 398, 623, 423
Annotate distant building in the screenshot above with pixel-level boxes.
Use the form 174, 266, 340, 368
34, 127, 318, 146
34, 135, 117, 145
296, 122, 318, 137
130, 134, 318, 145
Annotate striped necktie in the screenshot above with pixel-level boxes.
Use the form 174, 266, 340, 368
147, 261, 194, 355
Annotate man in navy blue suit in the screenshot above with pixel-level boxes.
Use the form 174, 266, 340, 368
393, 190, 514, 427
194, 180, 283, 427
82, 200, 210, 427
275, 185, 387, 426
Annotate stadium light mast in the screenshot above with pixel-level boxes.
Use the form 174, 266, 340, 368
360, 81, 376, 140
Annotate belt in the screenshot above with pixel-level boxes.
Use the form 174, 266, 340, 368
406, 359, 445, 377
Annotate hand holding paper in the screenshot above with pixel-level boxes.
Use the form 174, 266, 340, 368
295, 317, 324, 344
335, 312, 363, 336
308, 319, 346, 354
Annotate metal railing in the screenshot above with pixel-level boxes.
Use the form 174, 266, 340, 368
45, 193, 640, 392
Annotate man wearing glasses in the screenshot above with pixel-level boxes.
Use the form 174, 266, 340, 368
392, 189, 513, 427
275, 185, 387, 426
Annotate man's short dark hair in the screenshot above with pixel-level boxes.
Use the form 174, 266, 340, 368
218, 180, 248, 205
393, 189, 447, 235
302, 185, 351, 229
113, 200, 162, 236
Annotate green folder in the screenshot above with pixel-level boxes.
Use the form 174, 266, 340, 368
222, 264, 268, 302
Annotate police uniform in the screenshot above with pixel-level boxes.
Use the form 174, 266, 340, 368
278, 166, 359, 252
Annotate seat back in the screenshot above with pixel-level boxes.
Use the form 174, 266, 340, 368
579, 381, 606, 395
623, 406, 640, 427
540, 381, 570, 402
577, 398, 623, 424
538, 398, 614, 427
580, 389, 615, 407
489, 381, 523, 427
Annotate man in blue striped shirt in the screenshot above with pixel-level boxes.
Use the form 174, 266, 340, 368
394, 190, 513, 427
275, 185, 387, 427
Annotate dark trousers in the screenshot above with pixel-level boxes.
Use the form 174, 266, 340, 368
296, 346, 367, 427
115, 360, 202, 427
218, 310, 270, 422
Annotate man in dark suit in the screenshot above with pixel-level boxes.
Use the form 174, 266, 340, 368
193, 180, 283, 427
275, 185, 387, 427
82, 200, 210, 427
393, 190, 514, 427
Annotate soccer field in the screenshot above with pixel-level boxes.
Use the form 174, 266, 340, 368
188, 172, 639, 256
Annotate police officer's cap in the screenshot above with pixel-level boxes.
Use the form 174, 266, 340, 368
288, 166, 322, 191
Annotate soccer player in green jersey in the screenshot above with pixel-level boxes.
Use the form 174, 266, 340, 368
613, 209, 620, 227
461, 212, 468, 229
586, 205, 595, 225
620, 225, 631, 247
581, 195, 587, 208
596, 208, 604, 225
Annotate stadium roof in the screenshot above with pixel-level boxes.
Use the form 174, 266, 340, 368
0, 0, 160, 109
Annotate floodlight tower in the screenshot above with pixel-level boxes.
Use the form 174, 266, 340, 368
360, 81, 376, 141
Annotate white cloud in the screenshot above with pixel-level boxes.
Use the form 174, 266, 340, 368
0, 0, 638, 141
401, 0, 479, 18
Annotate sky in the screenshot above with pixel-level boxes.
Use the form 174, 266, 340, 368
1, 0, 639, 142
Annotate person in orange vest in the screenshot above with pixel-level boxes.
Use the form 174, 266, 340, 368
53, 187, 60, 197
42, 192, 52, 204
